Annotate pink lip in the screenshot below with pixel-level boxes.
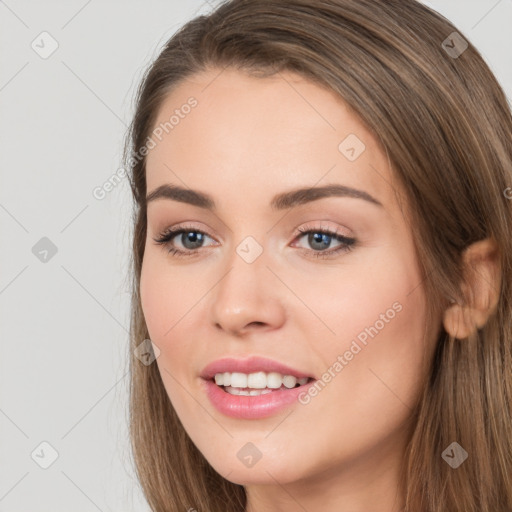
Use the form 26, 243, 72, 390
200, 356, 314, 380
200, 356, 316, 419
201, 379, 316, 419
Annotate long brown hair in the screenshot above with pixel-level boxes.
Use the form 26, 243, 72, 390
123, 1, 512, 510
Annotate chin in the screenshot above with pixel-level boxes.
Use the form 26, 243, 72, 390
202, 447, 307, 486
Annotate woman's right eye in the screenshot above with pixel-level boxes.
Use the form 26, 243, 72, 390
153, 226, 216, 257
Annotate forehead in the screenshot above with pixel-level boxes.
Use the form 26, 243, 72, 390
145, 68, 403, 215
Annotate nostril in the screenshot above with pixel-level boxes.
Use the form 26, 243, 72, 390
248, 322, 266, 328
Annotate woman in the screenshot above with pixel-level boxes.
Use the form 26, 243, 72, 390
124, 0, 512, 510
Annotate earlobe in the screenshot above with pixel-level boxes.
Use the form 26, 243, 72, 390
443, 237, 501, 339
443, 302, 489, 339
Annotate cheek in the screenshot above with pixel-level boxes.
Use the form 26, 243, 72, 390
300, 240, 430, 394
139, 250, 209, 384
139, 255, 196, 408
140, 250, 198, 341
285, 269, 430, 468
291, 244, 425, 345
317, 249, 430, 409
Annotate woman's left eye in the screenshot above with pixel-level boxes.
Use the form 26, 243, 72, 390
153, 225, 356, 259
292, 227, 356, 258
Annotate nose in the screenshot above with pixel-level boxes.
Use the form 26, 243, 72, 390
209, 248, 286, 337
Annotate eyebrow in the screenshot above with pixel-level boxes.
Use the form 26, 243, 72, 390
146, 183, 383, 210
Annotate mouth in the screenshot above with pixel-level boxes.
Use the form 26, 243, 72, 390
200, 356, 317, 417
211, 371, 316, 396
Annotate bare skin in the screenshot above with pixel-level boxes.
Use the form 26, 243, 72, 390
140, 67, 444, 512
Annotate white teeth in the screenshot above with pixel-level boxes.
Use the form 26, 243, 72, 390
213, 371, 311, 389
230, 372, 248, 388
247, 371, 267, 389
224, 386, 273, 396
282, 375, 297, 388
266, 372, 283, 389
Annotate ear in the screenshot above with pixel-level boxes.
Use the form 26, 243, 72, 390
443, 237, 501, 339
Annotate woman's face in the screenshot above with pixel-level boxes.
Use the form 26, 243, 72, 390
140, 67, 439, 495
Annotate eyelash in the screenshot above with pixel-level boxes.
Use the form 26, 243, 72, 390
152, 224, 356, 260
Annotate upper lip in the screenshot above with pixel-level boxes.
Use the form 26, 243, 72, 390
200, 356, 314, 380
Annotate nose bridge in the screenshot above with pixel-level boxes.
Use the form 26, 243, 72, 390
209, 234, 285, 334
214, 235, 268, 311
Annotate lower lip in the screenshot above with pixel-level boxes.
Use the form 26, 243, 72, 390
202, 378, 316, 419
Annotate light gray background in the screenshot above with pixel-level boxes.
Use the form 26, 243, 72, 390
0, 1, 510, 511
